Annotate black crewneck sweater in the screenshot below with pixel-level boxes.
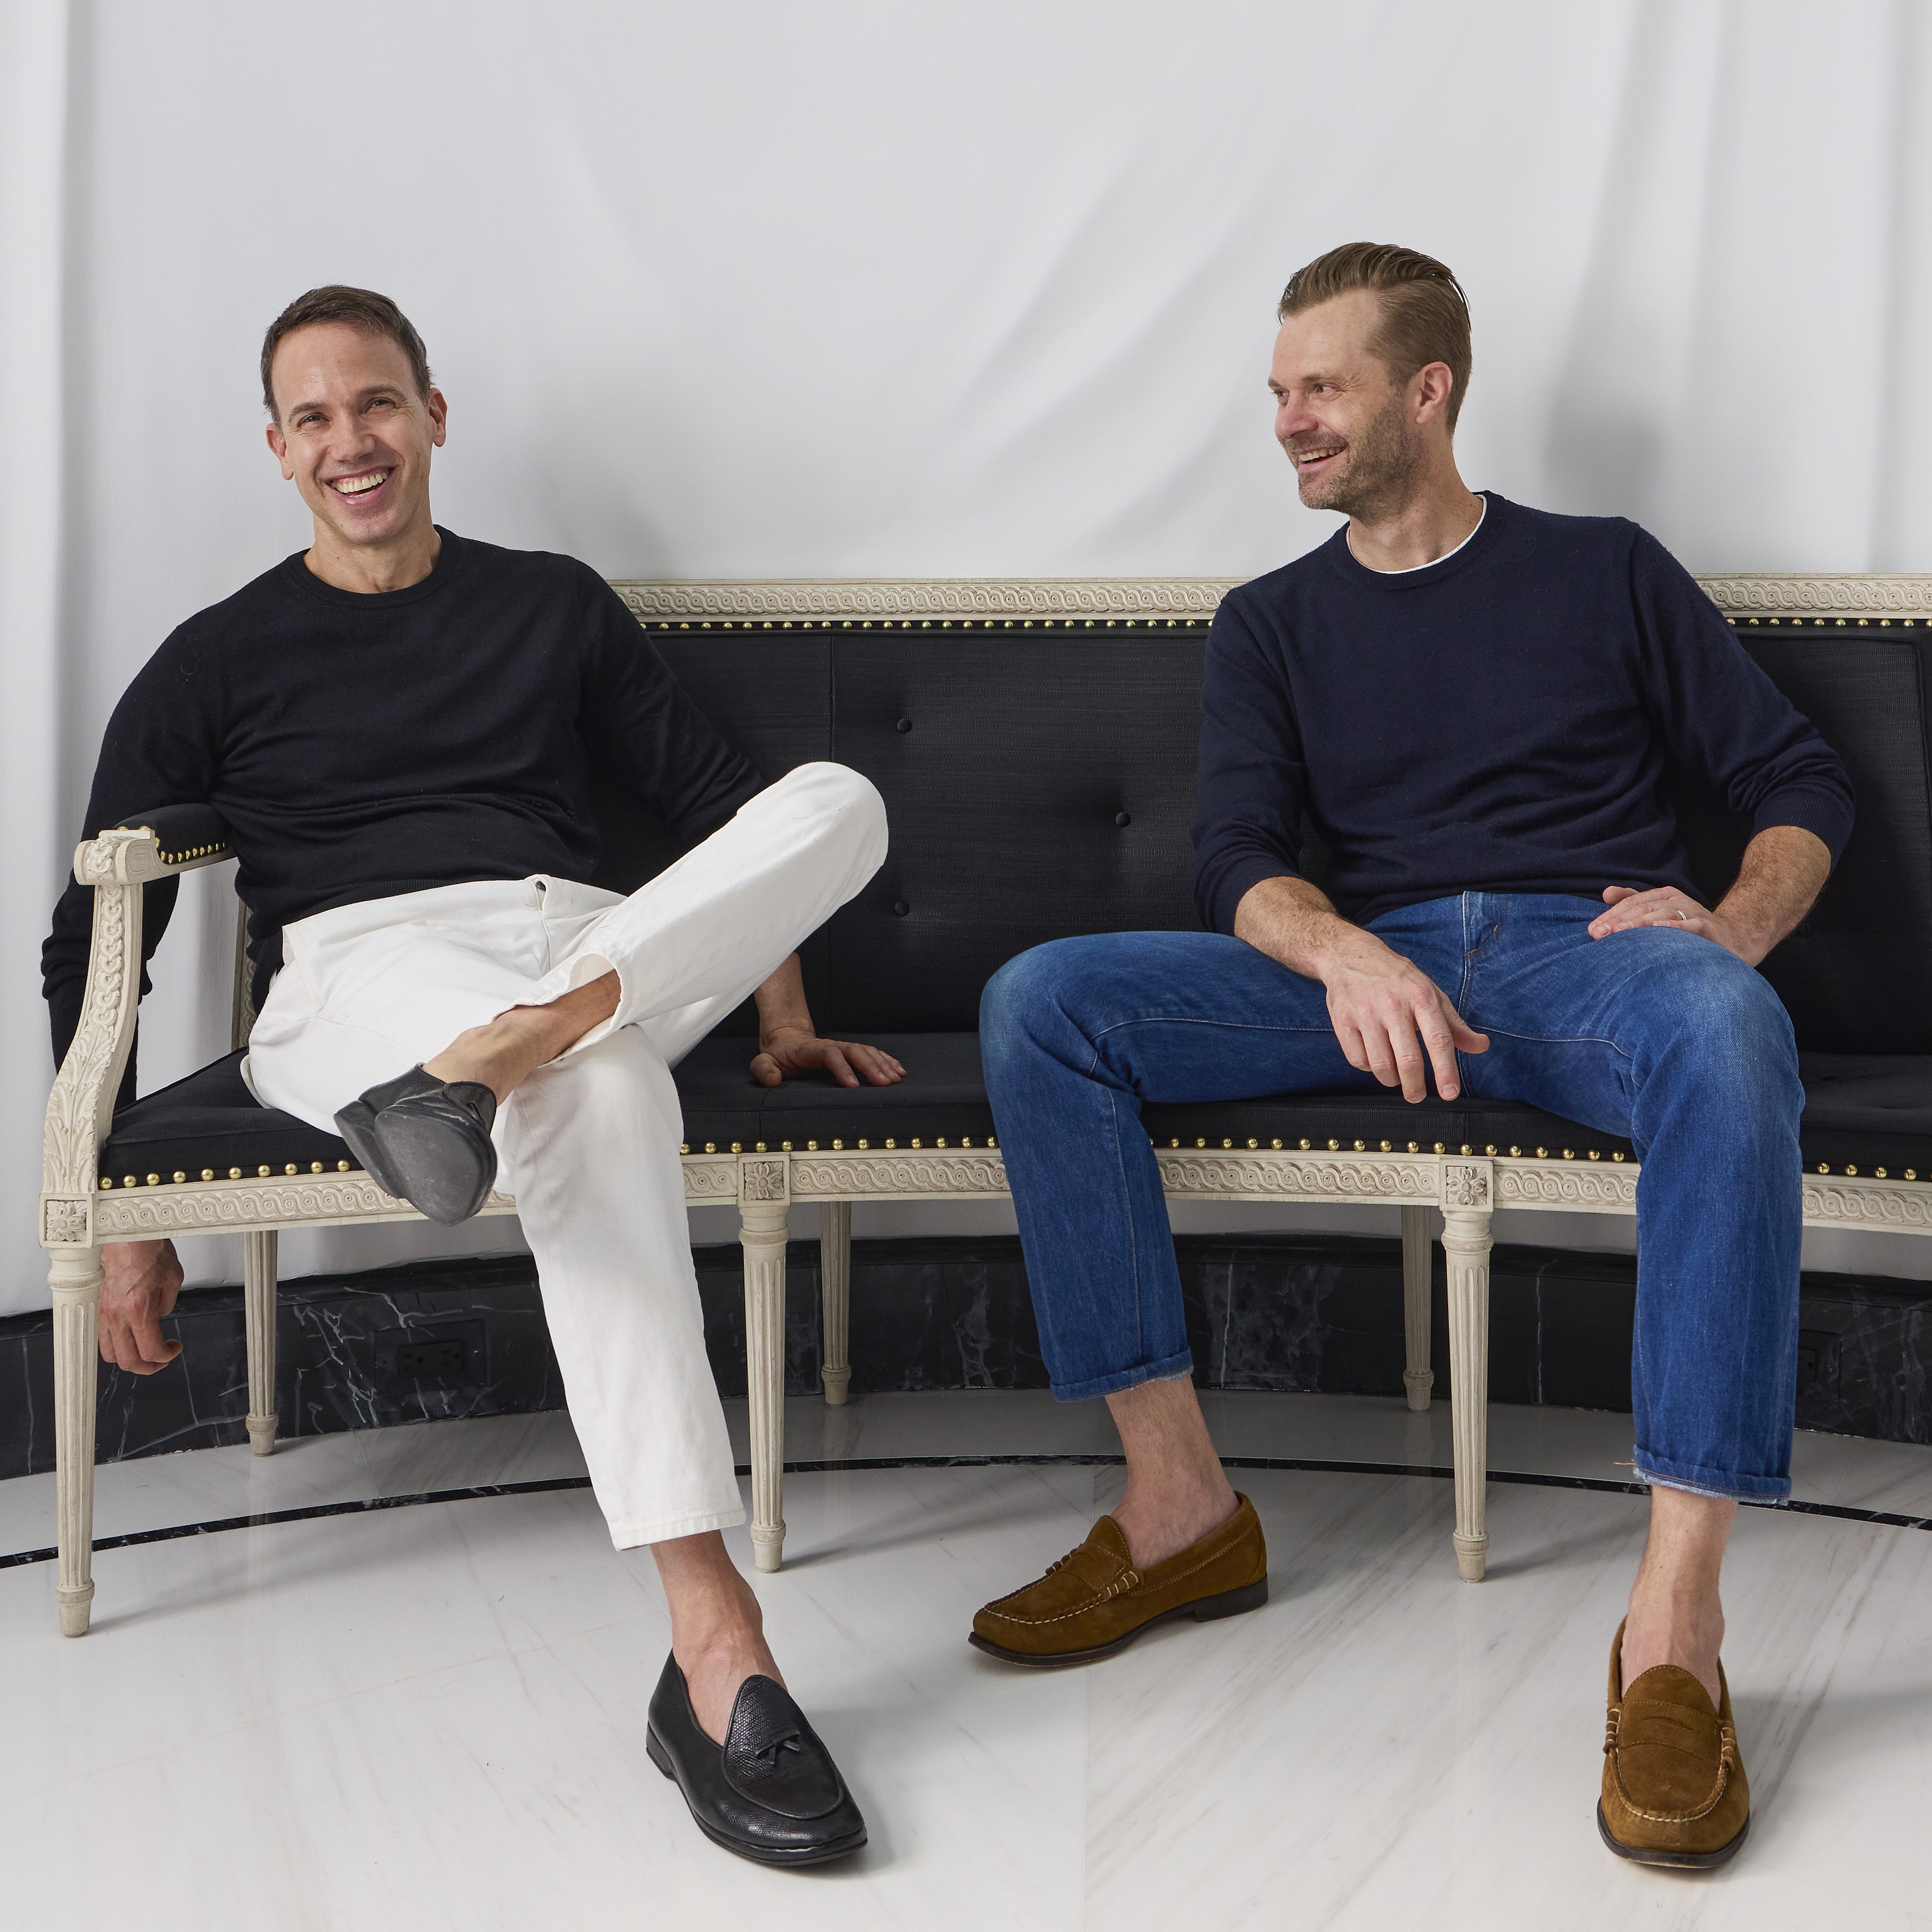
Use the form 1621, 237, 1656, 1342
1191, 494, 1855, 933
43, 530, 760, 1067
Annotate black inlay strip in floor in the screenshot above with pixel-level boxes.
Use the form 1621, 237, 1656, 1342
4, 1455, 1928, 1571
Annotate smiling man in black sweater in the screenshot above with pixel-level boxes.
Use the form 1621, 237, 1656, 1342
42, 287, 890, 1868
974, 244, 1850, 1871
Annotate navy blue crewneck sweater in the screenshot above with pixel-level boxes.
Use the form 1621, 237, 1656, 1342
1191, 493, 1854, 934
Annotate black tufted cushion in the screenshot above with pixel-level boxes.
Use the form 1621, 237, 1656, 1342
1795, 1054, 1932, 1174
99, 1051, 353, 1187
96, 616, 1932, 1192
97, 1033, 1932, 1191
638, 623, 1208, 1034
674, 1032, 995, 1150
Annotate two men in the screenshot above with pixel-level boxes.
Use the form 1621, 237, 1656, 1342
974, 243, 1849, 1870
43, 287, 896, 1868
50, 248, 1845, 1874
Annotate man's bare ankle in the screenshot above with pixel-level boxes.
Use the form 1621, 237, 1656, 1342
1113, 1485, 1239, 1568
1621, 1606, 1724, 1707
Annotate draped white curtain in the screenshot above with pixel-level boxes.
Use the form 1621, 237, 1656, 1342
4, 0, 1929, 1314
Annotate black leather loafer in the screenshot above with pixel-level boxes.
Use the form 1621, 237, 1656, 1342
646, 1654, 866, 1867
334, 1066, 499, 1225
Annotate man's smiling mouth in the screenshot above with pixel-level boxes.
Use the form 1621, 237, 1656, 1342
329, 469, 391, 497
1294, 446, 1344, 468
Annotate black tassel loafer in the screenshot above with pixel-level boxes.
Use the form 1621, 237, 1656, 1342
334, 1067, 499, 1225
646, 1655, 867, 1867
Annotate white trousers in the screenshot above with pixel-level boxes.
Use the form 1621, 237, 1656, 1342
247, 764, 889, 1547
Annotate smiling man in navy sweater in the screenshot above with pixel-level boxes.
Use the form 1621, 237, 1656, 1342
972, 243, 1851, 1869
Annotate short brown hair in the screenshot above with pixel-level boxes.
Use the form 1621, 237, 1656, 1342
260, 285, 432, 419
1278, 243, 1473, 432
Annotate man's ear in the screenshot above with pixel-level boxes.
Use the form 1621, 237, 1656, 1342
426, 387, 448, 447
265, 420, 295, 480
1411, 361, 1456, 428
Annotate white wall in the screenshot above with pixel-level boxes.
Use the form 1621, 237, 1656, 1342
6, 0, 1930, 1314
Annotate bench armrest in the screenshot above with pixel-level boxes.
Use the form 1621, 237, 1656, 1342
76, 804, 235, 884
41, 807, 235, 1239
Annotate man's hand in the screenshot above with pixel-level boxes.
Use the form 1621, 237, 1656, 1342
1320, 932, 1489, 1102
99, 1239, 185, 1374
1588, 885, 1762, 964
1234, 874, 1487, 1101
1589, 826, 1832, 970
747, 951, 906, 1089
750, 1029, 906, 1090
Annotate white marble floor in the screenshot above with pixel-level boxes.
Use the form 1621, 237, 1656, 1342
6, 1396, 1932, 1930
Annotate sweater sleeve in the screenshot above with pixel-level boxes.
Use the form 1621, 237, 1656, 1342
42, 630, 224, 1078
1191, 593, 1309, 934
1628, 531, 1856, 867
576, 571, 764, 844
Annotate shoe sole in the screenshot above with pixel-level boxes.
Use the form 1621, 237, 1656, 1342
646, 1727, 868, 1867
1596, 1801, 1750, 1869
334, 1099, 496, 1225
374, 1105, 497, 1224
332, 1099, 410, 1200
968, 1574, 1269, 1668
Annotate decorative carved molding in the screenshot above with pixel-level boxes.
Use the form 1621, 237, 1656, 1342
1697, 576, 1932, 617
1496, 1165, 1639, 1211
42, 882, 140, 1199
787, 1154, 1010, 1196
613, 578, 1239, 623
1157, 1153, 1436, 1200
739, 1157, 789, 1205
40, 1197, 91, 1247
682, 1159, 740, 1199
611, 575, 1932, 628
1441, 1161, 1493, 1210
89, 1178, 518, 1239
1802, 1179, 1932, 1229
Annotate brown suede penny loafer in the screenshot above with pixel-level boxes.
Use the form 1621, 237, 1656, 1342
970, 1494, 1267, 1666
1598, 1619, 1750, 1869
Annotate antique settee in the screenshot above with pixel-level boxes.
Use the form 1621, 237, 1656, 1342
40, 571, 1932, 1635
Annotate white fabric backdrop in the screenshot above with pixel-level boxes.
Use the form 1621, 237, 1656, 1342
5, 0, 1930, 1315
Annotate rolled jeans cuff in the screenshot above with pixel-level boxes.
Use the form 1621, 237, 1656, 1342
1634, 1450, 1789, 1505
1050, 1350, 1195, 1404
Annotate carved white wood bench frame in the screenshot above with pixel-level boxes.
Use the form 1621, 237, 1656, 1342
40, 571, 1932, 1635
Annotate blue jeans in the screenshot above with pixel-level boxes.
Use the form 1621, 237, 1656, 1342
980, 894, 1803, 1502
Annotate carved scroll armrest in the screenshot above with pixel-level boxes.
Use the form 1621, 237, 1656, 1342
41, 810, 235, 1238
82, 804, 235, 882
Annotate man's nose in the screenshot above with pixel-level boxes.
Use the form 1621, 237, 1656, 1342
328, 416, 380, 458
1275, 396, 1316, 441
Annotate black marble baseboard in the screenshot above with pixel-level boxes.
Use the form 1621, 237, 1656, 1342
0, 1234, 1925, 1481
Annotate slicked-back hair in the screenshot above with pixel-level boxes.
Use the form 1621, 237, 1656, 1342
1277, 243, 1473, 433
260, 285, 433, 420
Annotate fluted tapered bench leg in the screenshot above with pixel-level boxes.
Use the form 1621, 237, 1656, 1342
1443, 1202, 1493, 1581
739, 1178, 789, 1573
1401, 1205, 1434, 1411
50, 1246, 102, 1637
244, 1230, 278, 1456
819, 1202, 852, 1406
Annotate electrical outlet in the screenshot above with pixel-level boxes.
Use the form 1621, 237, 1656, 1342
376, 1319, 486, 1385
1796, 1328, 1840, 1403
